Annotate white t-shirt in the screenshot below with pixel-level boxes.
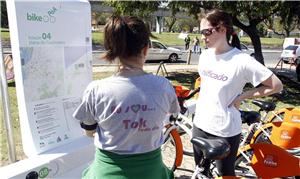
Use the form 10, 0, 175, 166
73, 73, 180, 154
194, 48, 273, 137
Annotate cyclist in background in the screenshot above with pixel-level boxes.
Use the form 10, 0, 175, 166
73, 16, 180, 179
193, 9, 283, 177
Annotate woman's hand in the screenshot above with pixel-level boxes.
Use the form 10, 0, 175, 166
229, 94, 243, 109
84, 129, 96, 137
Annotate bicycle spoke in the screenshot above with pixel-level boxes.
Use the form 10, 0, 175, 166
162, 134, 177, 171
180, 133, 194, 156
235, 149, 257, 178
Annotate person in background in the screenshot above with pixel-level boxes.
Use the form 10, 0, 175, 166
193, 9, 283, 177
185, 34, 191, 50
193, 36, 200, 54
73, 16, 180, 179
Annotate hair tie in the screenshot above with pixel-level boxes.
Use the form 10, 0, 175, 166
232, 31, 237, 36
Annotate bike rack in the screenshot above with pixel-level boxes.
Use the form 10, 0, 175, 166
156, 61, 169, 77
274, 57, 297, 70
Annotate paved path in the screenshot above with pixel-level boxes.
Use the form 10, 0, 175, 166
93, 61, 298, 83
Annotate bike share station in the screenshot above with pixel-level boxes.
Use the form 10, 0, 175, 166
0, 0, 95, 178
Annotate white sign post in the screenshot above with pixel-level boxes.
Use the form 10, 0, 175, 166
6, 0, 92, 156
1, 0, 94, 178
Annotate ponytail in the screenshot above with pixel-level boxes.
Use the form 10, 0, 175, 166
231, 32, 241, 50
102, 16, 151, 62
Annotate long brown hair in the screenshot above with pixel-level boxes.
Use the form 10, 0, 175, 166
102, 16, 151, 62
204, 9, 241, 49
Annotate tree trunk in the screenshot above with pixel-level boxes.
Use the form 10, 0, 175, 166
246, 27, 265, 65
167, 17, 176, 32
189, 25, 193, 33
232, 17, 265, 65
286, 30, 290, 37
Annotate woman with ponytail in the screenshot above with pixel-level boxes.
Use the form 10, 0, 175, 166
192, 9, 283, 177
73, 16, 179, 179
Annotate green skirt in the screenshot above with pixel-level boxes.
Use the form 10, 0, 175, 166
82, 148, 174, 179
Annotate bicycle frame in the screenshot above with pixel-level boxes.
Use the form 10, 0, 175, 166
250, 108, 300, 145
240, 101, 299, 147
266, 107, 294, 123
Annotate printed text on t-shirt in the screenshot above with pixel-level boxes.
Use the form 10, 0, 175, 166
111, 104, 155, 114
201, 70, 228, 81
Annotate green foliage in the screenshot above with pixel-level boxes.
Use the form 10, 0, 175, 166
173, 18, 199, 33
166, 1, 292, 63
164, 16, 177, 32
104, 1, 161, 18
277, 1, 300, 37
93, 12, 111, 25
1, 29, 10, 39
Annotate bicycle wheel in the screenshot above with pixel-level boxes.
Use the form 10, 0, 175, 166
235, 149, 256, 178
266, 109, 290, 123
268, 111, 285, 122
180, 132, 194, 156
252, 126, 272, 144
161, 128, 183, 171
250, 124, 273, 144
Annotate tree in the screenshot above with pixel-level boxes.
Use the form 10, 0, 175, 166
104, 1, 161, 18
165, 16, 177, 32
103, 1, 162, 32
98, 1, 300, 64
164, 2, 180, 32
167, 1, 284, 65
263, 16, 285, 37
277, 1, 300, 37
1, 1, 8, 28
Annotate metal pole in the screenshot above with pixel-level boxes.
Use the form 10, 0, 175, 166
186, 49, 192, 65
0, 40, 17, 163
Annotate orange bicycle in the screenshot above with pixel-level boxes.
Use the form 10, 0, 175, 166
250, 107, 300, 144
235, 121, 300, 178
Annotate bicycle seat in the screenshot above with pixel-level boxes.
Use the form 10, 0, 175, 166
240, 110, 261, 125
252, 100, 276, 112
191, 137, 230, 160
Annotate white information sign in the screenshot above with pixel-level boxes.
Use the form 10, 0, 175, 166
7, 0, 92, 156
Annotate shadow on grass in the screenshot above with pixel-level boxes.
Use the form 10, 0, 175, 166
276, 73, 300, 106
7, 81, 15, 87
164, 70, 300, 107
166, 71, 199, 89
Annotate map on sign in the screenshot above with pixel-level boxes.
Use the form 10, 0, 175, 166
21, 46, 64, 101
20, 46, 91, 101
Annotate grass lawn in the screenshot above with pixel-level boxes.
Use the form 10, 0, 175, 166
1, 70, 299, 166
91, 31, 284, 47
2, 30, 284, 47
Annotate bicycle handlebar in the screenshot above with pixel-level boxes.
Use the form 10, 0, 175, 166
184, 87, 200, 101
177, 87, 200, 114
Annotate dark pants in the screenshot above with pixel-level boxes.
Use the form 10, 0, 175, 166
192, 125, 241, 176
185, 43, 189, 50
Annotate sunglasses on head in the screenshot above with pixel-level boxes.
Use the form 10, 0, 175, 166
200, 26, 220, 36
